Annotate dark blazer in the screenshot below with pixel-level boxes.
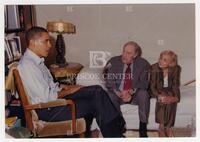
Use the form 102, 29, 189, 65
150, 63, 181, 127
104, 55, 150, 94
150, 63, 181, 102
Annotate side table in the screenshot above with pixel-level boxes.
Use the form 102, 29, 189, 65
50, 62, 83, 85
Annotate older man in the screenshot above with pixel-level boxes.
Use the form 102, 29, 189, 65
105, 41, 150, 137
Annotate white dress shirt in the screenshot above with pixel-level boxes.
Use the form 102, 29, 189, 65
18, 49, 61, 104
163, 75, 168, 88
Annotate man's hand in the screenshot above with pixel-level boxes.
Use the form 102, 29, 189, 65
58, 85, 83, 98
116, 90, 132, 103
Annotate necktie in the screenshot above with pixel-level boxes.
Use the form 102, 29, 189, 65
123, 64, 132, 90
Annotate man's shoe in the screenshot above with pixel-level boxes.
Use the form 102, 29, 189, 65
116, 115, 126, 134
100, 117, 125, 138
139, 121, 148, 137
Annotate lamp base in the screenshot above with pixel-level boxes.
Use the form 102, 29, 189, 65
55, 34, 67, 66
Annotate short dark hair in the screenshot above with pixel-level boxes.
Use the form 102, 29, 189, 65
25, 26, 48, 46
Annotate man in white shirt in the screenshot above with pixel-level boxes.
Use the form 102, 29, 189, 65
18, 26, 125, 137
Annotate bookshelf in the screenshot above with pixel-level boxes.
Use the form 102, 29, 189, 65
5, 5, 35, 33
5, 5, 36, 64
5, 5, 36, 128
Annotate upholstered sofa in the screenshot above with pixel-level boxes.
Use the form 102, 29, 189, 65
76, 58, 196, 134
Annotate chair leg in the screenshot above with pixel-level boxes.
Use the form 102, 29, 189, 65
79, 132, 85, 138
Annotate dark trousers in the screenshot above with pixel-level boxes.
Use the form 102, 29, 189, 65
108, 89, 150, 123
36, 85, 125, 137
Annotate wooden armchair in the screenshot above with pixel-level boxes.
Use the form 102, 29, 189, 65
13, 69, 86, 138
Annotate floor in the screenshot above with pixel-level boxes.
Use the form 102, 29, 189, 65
98, 127, 194, 138
5, 127, 194, 138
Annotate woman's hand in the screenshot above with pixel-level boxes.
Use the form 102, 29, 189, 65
161, 96, 178, 104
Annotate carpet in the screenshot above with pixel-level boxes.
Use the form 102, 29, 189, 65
124, 127, 194, 137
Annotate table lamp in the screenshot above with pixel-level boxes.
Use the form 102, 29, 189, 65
47, 21, 75, 66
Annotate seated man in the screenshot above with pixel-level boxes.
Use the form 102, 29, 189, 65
104, 41, 150, 137
17, 26, 125, 137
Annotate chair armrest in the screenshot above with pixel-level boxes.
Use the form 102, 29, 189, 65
24, 99, 76, 133
24, 99, 74, 110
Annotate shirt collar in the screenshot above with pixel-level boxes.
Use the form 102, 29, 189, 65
24, 49, 45, 65
125, 63, 132, 67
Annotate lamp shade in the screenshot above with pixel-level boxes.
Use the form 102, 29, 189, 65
47, 21, 75, 34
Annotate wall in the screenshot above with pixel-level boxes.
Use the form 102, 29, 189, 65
35, 4, 195, 84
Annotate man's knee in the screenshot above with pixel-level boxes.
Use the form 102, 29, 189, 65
90, 85, 104, 91
87, 85, 108, 99
137, 90, 149, 99
136, 90, 150, 105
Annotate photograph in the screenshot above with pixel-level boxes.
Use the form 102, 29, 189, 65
3, 1, 198, 141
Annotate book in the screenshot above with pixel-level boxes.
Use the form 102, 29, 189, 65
9, 99, 21, 107
5, 117, 21, 129
5, 39, 13, 62
4, 5, 8, 29
18, 5, 25, 29
5, 35, 22, 63
8, 37, 22, 60
7, 5, 20, 30
5, 116, 17, 127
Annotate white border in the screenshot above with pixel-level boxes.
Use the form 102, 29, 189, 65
0, 1, 199, 142
1, 0, 198, 5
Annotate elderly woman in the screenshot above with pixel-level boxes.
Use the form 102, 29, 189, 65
150, 50, 181, 137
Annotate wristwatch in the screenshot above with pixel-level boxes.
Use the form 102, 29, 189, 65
129, 88, 137, 96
